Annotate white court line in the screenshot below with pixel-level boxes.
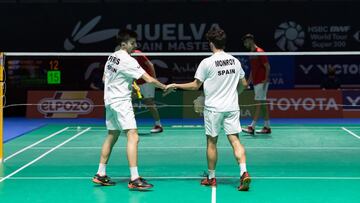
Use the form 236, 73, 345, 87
69, 126, 360, 130
341, 127, 360, 140
66, 129, 351, 132
0, 127, 91, 183
29, 146, 360, 150
2, 176, 360, 180
4, 127, 69, 162
211, 186, 216, 203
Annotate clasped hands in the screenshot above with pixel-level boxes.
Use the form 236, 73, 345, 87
163, 83, 177, 96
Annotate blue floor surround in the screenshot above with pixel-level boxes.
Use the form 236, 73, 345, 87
3, 117, 360, 143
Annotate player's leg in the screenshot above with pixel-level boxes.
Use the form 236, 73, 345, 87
243, 84, 262, 134
125, 129, 139, 169
224, 111, 250, 191
125, 128, 153, 190
201, 110, 222, 186
140, 83, 163, 133
115, 100, 153, 190
143, 98, 163, 133
257, 83, 271, 134
227, 134, 251, 191
99, 130, 120, 165
93, 105, 120, 186
206, 135, 218, 175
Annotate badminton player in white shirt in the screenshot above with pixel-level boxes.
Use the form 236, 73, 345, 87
92, 29, 166, 190
165, 27, 251, 191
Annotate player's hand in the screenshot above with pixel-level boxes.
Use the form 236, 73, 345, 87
163, 83, 177, 96
132, 81, 142, 99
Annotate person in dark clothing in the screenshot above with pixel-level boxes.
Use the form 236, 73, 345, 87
320, 66, 341, 90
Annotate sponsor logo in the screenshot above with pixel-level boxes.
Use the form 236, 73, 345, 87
308, 26, 351, 33
268, 97, 339, 111
64, 16, 119, 51
126, 23, 218, 51
173, 63, 198, 73
307, 25, 351, 49
346, 96, 360, 106
299, 64, 360, 75
274, 21, 305, 51
342, 91, 360, 111
65, 17, 218, 51
269, 77, 284, 85
354, 31, 360, 42
37, 92, 94, 117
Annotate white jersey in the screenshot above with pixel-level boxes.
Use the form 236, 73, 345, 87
103, 50, 145, 105
195, 51, 245, 112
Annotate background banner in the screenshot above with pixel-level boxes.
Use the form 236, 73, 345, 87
1, 3, 360, 52
26, 90, 358, 118
26, 91, 104, 118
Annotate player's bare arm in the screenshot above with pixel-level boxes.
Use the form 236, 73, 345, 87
263, 63, 270, 84
144, 60, 156, 78
141, 72, 166, 90
167, 79, 203, 91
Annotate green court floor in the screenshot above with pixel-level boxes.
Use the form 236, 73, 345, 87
1, 124, 360, 203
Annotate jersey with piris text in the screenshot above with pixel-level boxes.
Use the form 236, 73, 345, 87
103, 50, 145, 105
195, 51, 245, 112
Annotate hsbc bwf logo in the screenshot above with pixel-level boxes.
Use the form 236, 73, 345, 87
274, 21, 305, 51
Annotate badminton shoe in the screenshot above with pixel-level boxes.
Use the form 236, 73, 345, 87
150, 125, 163, 133
92, 174, 116, 186
128, 177, 153, 190
242, 126, 255, 135
201, 177, 217, 186
256, 127, 272, 134
238, 172, 251, 191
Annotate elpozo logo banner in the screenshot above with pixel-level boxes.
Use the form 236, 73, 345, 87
27, 91, 104, 118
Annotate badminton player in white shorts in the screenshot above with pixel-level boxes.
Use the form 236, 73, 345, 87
133, 49, 164, 133
165, 27, 251, 191
241, 34, 272, 135
92, 28, 166, 190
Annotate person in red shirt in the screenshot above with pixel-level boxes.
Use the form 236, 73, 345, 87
241, 34, 271, 134
133, 49, 163, 133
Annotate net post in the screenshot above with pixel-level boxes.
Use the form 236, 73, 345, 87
0, 52, 3, 164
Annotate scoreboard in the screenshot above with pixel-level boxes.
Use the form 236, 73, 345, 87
5, 56, 107, 90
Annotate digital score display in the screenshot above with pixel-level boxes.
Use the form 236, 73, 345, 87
47, 70, 61, 84
47, 59, 61, 84
5, 56, 107, 90
6, 58, 62, 87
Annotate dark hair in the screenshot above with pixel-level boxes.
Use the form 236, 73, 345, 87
206, 27, 226, 49
116, 28, 138, 44
241, 33, 255, 42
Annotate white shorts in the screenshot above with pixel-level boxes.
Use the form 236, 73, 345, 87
254, 83, 269, 101
204, 110, 241, 137
105, 100, 137, 130
139, 83, 155, 99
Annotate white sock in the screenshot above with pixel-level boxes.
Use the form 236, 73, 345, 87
155, 120, 161, 126
240, 163, 247, 176
130, 167, 139, 181
250, 120, 257, 128
208, 169, 215, 179
97, 163, 106, 176
264, 120, 270, 128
